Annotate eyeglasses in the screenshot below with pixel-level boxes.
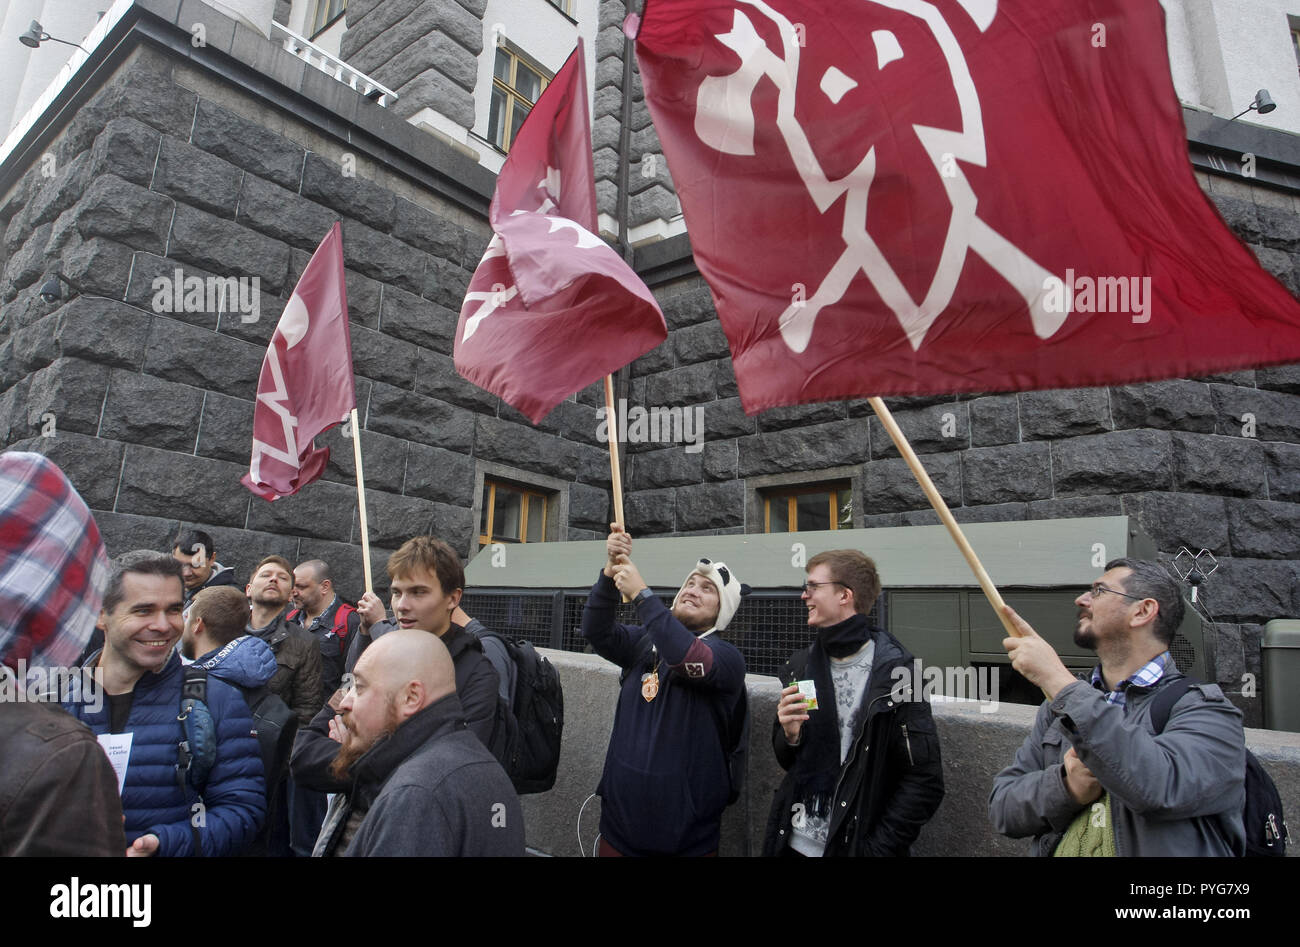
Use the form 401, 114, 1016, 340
1089, 582, 1144, 602
801, 580, 846, 595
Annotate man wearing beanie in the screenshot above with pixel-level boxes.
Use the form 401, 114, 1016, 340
764, 549, 944, 856
582, 523, 748, 856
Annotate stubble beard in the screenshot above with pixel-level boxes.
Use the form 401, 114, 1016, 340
1073, 614, 1097, 651
672, 605, 713, 633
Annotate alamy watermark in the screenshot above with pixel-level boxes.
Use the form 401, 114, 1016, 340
151, 268, 260, 323
0, 661, 105, 714
1042, 269, 1152, 324
596, 399, 705, 454
50, 878, 151, 927
889, 659, 999, 713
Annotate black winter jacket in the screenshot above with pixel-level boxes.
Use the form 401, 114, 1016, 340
763, 626, 945, 856
248, 615, 324, 728
291, 622, 500, 793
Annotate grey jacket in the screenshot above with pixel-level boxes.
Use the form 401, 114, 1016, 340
315, 693, 524, 857
989, 671, 1246, 856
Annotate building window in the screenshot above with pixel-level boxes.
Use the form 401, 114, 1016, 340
763, 482, 852, 533
311, 0, 347, 38
489, 46, 550, 152
1293, 27, 1300, 75
546, 0, 574, 15
480, 479, 549, 547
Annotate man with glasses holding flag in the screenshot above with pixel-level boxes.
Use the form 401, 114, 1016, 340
989, 558, 1246, 856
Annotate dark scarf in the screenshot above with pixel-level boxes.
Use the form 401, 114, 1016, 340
790, 614, 873, 808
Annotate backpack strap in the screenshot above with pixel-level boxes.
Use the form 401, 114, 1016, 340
334, 605, 359, 657
177, 667, 209, 856
1147, 676, 1197, 734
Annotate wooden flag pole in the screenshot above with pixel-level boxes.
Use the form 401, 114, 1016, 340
867, 396, 1020, 639
604, 375, 627, 527
350, 407, 373, 595
604, 374, 632, 602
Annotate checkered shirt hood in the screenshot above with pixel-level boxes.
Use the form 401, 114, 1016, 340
0, 452, 110, 671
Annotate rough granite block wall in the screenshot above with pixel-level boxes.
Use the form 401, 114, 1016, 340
0, 42, 613, 602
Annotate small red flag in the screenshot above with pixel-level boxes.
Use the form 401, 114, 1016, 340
241, 222, 356, 500
634, 0, 1300, 413
456, 43, 667, 424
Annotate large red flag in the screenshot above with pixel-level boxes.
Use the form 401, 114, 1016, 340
634, 0, 1300, 413
456, 44, 667, 424
241, 222, 356, 500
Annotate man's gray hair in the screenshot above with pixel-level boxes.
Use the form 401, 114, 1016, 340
103, 550, 184, 613
1104, 557, 1185, 646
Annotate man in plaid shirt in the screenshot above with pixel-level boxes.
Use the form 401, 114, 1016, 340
988, 558, 1246, 856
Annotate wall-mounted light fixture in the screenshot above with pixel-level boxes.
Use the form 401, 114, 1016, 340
17, 19, 88, 54
1230, 89, 1277, 121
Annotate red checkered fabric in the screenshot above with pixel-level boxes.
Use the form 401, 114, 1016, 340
0, 452, 110, 672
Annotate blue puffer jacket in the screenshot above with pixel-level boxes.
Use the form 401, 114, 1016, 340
67, 641, 272, 856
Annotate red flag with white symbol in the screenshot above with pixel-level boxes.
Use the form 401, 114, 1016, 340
456, 43, 667, 424
634, 0, 1300, 414
241, 222, 356, 500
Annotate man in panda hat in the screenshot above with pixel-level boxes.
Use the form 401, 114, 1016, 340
581, 523, 749, 856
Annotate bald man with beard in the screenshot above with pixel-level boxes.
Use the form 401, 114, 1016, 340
312, 630, 523, 857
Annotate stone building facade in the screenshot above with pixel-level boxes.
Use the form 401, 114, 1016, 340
1, 1, 1299, 723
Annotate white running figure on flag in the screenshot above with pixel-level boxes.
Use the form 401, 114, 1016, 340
461, 167, 604, 342
692, 0, 1071, 352
247, 293, 311, 489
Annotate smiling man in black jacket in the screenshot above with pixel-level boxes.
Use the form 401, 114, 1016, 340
765, 549, 944, 857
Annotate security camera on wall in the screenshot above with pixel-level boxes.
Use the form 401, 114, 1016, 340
38, 277, 63, 304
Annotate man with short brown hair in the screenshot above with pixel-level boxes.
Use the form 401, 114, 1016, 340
183, 586, 257, 657
765, 548, 944, 856
291, 536, 499, 794
246, 555, 324, 856
246, 555, 323, 728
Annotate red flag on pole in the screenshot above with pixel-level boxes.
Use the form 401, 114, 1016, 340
241, 222, 356, 500
456, 43, 667, 424
633, 0, 1300, 414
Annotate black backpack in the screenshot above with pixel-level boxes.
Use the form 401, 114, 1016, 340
619, 635, 750, 807
1149, 677, 1288, 857
178, 667, 299, 847
468, 627, 565, 795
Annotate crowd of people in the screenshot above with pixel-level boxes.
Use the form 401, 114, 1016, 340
0, 451, 1257, 858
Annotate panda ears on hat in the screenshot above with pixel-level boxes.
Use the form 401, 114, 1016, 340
697, 559, 750, 596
